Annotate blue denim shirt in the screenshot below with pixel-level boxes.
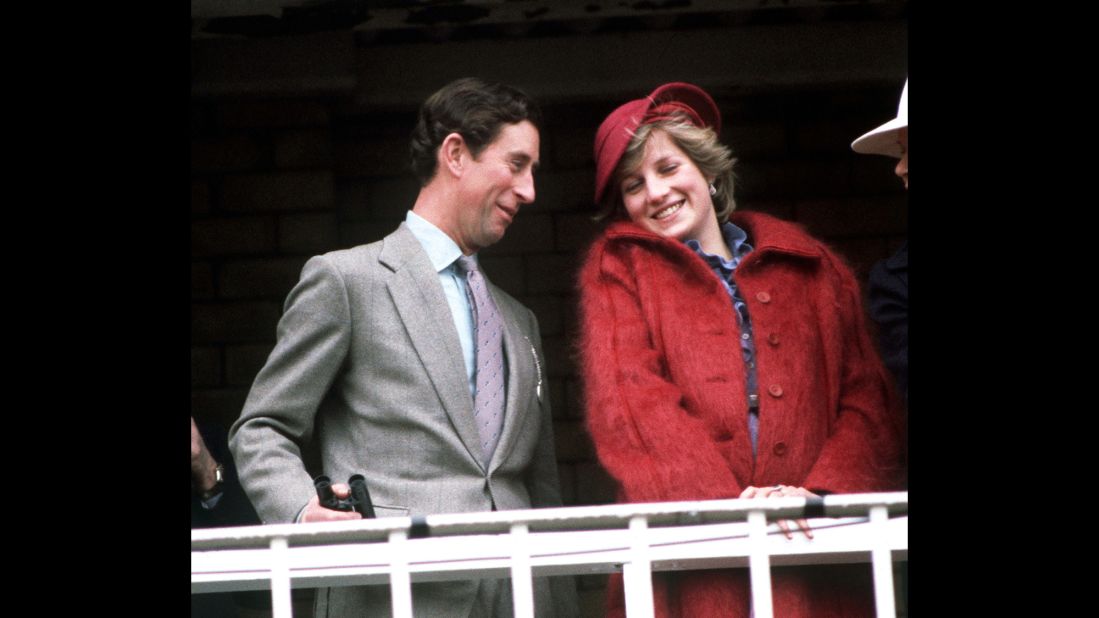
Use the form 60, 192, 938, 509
685, 221, 761, 459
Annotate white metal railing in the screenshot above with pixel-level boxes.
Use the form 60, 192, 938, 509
192, 491, 907, 618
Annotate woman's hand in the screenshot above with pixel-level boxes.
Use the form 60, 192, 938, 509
739, 485, 819, 540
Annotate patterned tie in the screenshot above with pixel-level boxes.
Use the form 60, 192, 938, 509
455, 255, 507, 463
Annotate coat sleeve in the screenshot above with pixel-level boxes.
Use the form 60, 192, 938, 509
511, 309, 581, 618
228, 255, 353, 523
802, 251, 906, 493
868, 246, 908, 402
579, 242, 745, 503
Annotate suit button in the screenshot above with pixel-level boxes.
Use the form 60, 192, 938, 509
768, 384, 784, 398
756, 291, 772, 303
767, 333, 780, 346
773, 441, 788, 456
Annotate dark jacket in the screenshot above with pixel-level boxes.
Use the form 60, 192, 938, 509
868, 242, 908, 402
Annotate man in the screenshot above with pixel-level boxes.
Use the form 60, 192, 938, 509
230, 77, 575, 617
192, 417, 259, 530
191, 417, 271, 617
851, 78, 908, 403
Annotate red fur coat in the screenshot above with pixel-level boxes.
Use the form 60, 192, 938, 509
577, 211, 905, 618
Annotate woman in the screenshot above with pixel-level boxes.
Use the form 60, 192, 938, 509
577, 82, 905, 617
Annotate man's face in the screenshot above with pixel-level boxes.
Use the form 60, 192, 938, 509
454, 120, 540, 255
895, 127, 908, 189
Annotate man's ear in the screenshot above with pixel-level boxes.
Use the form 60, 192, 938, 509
440, 132, 466, 178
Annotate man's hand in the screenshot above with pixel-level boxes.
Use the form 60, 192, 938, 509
739, 484, 819, 540
190, 417, 219, 494
301, 483, 364, 522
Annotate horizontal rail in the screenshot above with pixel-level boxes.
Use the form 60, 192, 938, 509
192, 491, 907, 551
193, 492, 907, 594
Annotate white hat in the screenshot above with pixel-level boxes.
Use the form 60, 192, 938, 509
851, 79, 907, 158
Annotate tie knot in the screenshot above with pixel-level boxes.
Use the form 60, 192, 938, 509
455, 255, 479, 275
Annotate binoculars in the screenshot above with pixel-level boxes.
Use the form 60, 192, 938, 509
313, 474, 376, 518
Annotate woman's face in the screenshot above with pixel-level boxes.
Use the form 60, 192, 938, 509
618, 129, 721, 245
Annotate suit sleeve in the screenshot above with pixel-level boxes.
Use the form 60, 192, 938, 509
517, 310, 582, 618
803, 251, 906, 493
522, 313, 566, 510
579, 242, 744, 503
229, 255, 353, 523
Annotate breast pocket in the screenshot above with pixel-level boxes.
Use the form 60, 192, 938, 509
371, 504, 410, 518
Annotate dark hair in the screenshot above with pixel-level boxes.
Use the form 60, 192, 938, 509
410, 77, 542, 185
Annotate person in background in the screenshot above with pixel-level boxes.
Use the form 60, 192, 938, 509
191, 416, 268, 617
851, 79, 908, 403
576, 82, 906, 617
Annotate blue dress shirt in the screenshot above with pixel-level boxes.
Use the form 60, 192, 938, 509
405, 210, 477, 397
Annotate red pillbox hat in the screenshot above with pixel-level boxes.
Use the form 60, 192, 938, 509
593, 82, 721, 205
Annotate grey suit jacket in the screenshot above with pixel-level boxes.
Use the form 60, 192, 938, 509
229, 223, 573, 617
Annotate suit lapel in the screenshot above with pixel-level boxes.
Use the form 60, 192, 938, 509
488, 288, 537, 473
380, 225, 486, 471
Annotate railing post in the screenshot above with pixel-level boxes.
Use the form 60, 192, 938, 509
747, 510, 774, 618
622, 515, 655, 618
269, 536, 294, 618
509, 523, 535, 618
389, 530, 414, 618
869, 505, 897, 618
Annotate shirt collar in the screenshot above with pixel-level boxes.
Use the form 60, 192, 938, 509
684, 221, 753, 268
405, 210, 465, 273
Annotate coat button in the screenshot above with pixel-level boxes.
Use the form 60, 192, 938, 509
767, 333, 780, 346
773, 441, 788, 456
756, 291, 771, 303
768, 384, 784, 398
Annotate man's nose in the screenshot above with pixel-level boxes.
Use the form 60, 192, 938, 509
515, 169, 535, 204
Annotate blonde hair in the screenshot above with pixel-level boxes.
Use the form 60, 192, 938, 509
596, 116, 737, 222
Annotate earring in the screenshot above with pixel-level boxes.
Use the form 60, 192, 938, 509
709, 183, 717, 196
